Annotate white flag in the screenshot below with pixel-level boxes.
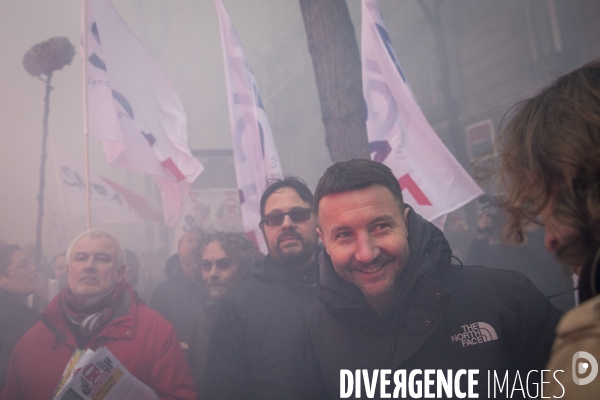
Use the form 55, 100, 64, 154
361, 0, 482, 229
215, 0, 283, 254
58, 161, 161, 224
82, 0, 203, 226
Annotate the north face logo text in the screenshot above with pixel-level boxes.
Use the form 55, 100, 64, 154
451, 322, 498, 347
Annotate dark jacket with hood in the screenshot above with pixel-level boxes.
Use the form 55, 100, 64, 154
149, 254, 208, 388
288, 210, 562, 399
150, 254, 208, 346
202, 251, 320, 400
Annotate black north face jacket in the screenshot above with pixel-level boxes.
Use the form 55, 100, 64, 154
288, 209, 562, 399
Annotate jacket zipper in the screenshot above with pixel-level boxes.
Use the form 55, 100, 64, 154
388, 334, 395, 354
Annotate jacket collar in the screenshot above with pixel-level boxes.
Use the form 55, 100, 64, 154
42, 282, 138, 349
251, 248, 321, 287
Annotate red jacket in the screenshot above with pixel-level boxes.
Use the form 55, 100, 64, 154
0, 284, 198, 400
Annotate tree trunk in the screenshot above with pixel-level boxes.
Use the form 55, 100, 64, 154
299, 0, 370, 162
34, 72, 53, 269
418, 1, 477, 236
417, 0, 469, 167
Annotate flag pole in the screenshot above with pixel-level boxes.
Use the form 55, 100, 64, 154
50, 141, 71, 241
82, 0, 92, 229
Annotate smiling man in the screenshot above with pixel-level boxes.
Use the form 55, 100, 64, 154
203, 177, 320, 400
318, 183, 410, 313
288, 159, 563, 399
1, 230, 197, 400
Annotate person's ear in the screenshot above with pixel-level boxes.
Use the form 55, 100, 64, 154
317, 227, 325, 245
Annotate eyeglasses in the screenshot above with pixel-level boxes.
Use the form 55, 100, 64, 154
261, 208, 312, 227
198, 258, 234, 271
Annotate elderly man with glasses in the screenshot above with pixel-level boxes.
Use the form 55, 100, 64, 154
202, 177, 320, 400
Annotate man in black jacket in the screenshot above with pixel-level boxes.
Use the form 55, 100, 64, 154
203, 177, 320, 400
288, 159, 562, 399
149, 231, 208, 385
0, 245, 40, 392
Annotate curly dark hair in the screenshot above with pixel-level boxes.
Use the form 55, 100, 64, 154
478, 60, 600, 268
195, 231, 264, 279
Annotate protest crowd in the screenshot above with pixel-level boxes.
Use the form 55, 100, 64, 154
3, 61, 600, 394
2, 1, 600, 399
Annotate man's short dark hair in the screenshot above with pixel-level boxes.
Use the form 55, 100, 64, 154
259, 177, 314, 219
313, 159, 405, 218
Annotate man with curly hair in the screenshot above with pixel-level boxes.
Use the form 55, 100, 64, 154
196, 231, 263, 304
486, 60, 600, 399
188, 232, 264, 390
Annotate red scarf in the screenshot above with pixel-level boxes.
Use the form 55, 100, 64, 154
60, 279, 127, 340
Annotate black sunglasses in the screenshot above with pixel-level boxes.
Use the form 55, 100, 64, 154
198, 258, 234, 271
261, 208, 312, 227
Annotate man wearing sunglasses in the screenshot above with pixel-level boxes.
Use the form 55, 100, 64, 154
203, 177, 320, 400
